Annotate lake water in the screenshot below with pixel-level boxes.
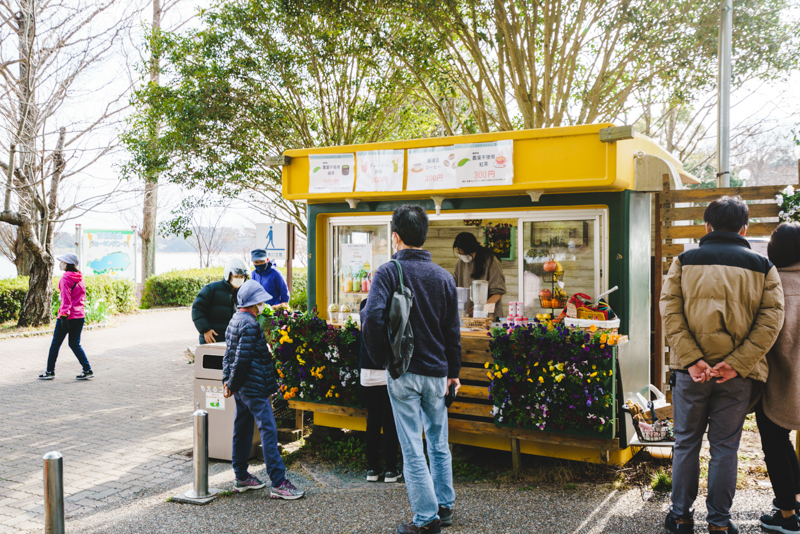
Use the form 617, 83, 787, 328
0, 252, 249, 282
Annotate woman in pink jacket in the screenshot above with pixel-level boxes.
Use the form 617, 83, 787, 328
39, 253, 93, 380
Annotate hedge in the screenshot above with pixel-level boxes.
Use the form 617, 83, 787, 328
140, 266, 308, 311
0, 275, 136, 324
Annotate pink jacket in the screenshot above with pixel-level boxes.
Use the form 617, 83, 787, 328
58, 271, 86, 319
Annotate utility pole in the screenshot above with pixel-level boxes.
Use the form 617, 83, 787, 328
716, 0, 732, 188
140, 0, 161, 285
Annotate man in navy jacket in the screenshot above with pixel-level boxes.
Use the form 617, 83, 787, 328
361, 204, 461, 534
250, 248, 290, 306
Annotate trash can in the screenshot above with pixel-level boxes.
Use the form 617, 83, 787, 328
194, 342, 260, 461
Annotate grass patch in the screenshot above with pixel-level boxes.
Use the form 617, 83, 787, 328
651, 469, 672, 492
563, 483, 577, 491
317, 436, 367, 469
452, 460, 491, 482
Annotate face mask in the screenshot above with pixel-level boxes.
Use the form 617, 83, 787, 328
458, 254, 473, 264
255, 263, 268, 273
230, 277, 244, 288
257, 303, 267, 314
391, 234, 399, 253
60, 262, 68, 271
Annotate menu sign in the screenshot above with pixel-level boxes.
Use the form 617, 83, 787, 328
308, 154, 356, 193
454, 140, 513, 188
341, 243, 372, 272
406, 146, 457, 191
355, 150, 404, 192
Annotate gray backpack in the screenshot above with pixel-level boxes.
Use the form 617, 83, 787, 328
386, 259, 414, 379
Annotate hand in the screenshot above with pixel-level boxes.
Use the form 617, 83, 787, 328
688, 360, 713, 383
203, 330, 218, 344
223, 384, 232, 398
711, 361, 739, 384
447, 378, 461, 396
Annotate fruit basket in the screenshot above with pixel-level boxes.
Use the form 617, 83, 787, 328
540, 270, 564, 283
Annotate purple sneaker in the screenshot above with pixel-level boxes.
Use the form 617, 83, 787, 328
270, 479, 305, 500
233, 474, 266, 493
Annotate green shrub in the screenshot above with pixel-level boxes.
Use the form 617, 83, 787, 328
140, 266, 308, 310
1, 275, 136, 324
140, 268, 225, 309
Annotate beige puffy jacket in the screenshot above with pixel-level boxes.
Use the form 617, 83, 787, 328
660, 232, 784, 382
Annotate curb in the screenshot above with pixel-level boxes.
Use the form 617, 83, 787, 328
137, 306, 190, 313
0, 322, 111, 340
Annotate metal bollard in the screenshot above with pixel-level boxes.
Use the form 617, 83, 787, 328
43, 451, 64, 534
174, 410, 218, 504
192, 409, 210, 498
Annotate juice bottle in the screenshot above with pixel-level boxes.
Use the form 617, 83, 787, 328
345, 276, 352, 293
341, 275, 347, 293
361, 276, 368, 292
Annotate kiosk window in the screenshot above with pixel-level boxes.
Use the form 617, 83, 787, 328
332, 224, 390, 315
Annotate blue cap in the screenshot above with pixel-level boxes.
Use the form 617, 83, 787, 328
237, 280, 272, 308
56, 253, 79, 266
251, 249, 267, 262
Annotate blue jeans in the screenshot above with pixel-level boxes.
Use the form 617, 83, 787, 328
47, 318, 90, 373
232, 391, 286, 487
387, 371, 455, 527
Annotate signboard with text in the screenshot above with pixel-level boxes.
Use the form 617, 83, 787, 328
341, 243, 372, 273
308, 154, 356, 193
80, 229, 135, 279
355, 150, 404, 192
454, 140, 514, 188
406, 146, 458, 191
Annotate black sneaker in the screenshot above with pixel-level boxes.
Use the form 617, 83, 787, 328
665, 513, 694, 533
761, 511, 800, 533
773, 499, 800, 516
708, 519, 738, 534
38, 371, 55, 380
366, 470, 382, 482
438, 506, 453, 527
396, 520, 441, 534
76, 370, 94, 380
384, 470, 403, 483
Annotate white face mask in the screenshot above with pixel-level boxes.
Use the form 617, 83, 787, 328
458, 254, 473, 264
257, 303, 267, 314
59, 262, 68, 271
230, 277, 244, 288
391, 233, 399, 253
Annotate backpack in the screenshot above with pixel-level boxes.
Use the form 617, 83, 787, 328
386, 259, 414, 379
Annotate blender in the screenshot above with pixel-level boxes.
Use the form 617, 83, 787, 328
470, 280, 489, 318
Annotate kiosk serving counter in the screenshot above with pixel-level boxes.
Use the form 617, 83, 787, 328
279, 124, 695, 464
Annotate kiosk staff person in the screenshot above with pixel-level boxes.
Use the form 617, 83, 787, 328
452, 232, 506, 318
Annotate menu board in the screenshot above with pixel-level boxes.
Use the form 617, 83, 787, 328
454, 140, 513, 188
355, 150, 404, 192
406, 146, 458, 191
308, 154, 356, 193
341, 243, 372, 273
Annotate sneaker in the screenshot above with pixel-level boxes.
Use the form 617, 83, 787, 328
38, 371, 55, 380
665, 513, 694, 533
762, 511, 800, 533
438, 506, 453, 527
270, 479, 304, 500
232, 474, 266, 493
384, 470, 403, 483
76, 370, 93, 380
708, 519, 738, 534
366, 470, 382, 482
773, 499, 800, 515
396, 520, 441, 534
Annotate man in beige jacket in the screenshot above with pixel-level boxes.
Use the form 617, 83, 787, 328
660, 195, 784, 534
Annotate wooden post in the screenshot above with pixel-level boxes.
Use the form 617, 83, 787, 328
511, 438, 521, 475
295, 409, 304, 432
652, 174, 668, 392
286, 224, 295, 294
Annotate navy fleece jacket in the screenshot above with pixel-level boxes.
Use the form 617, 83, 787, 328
361, 248, 462, 378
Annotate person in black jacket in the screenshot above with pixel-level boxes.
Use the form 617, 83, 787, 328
359, 298, 401, 484
192, 258, 249, 344
222, 280, 305, 499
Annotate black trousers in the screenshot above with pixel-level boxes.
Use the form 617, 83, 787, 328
756, 401, 800, 511
362, 384, 399, 472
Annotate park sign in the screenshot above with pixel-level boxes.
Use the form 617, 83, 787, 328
79, 229, 135, 279
255, 223, 288, 261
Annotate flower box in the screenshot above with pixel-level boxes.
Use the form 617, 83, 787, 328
487, 322, 619, 439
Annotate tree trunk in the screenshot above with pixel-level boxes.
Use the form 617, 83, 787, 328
17, 252, 53, 327
140, 0, 161, 283
14, 227, 32, 276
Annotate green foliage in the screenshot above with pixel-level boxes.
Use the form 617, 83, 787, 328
140, 267, 225, 309
0, 276, 135, 324
651, 469, 673, 492
317, 436, 367, 468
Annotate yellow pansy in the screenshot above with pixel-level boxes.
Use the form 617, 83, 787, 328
538, 376, 544, 384
590, 325, 597, 332
484, 362, 490, 369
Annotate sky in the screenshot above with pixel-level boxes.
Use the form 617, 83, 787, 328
49, 1, 800, 236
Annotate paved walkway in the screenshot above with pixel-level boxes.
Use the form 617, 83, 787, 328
0, 310, 197, 533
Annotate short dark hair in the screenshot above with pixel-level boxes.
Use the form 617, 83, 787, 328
703, 195, 749, 233
391, 205, 428, 247
768, 222, 800, 268
65, 263, 79, 272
